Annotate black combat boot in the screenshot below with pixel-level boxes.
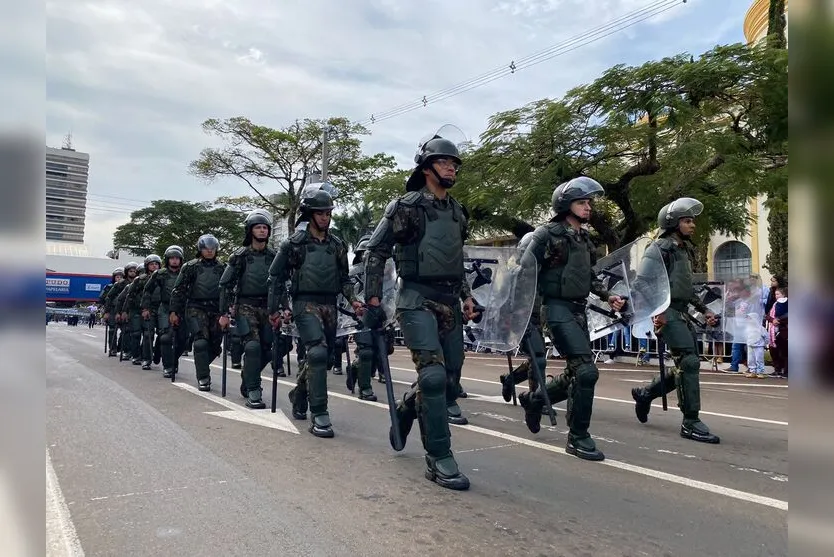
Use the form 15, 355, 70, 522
632, 387, 653, 424
358, 388, 377, 402
162, 368, 174, 378
447, 402, 468, 425
246, 388, 266, 410
332, 367, 343, 376
310, 413, 334, 438
141, 361, 152, 370
288, 387, 307, 420
231, 362, 242, 370
680, 419, 720, 444
457, 384, 468, 398
425, 454, 470, 491
197, 377, 211, 392
566, 434, 605, 461
519, 391, 543, 434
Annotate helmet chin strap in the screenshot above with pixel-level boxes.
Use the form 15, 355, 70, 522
429, 166, 455, 189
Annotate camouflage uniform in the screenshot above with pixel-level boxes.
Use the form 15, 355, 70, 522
268, 217, 357, 437
220, 243, 277, 408
104, 278, 128, 356
143, 265, 187, 377
170, 256, 226, 389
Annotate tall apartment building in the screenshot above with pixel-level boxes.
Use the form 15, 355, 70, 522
46, 145, 90, 243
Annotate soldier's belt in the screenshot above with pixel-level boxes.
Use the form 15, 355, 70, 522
188, 299, 220, 311
401, 281, 461, 306
293, 293, 337, 306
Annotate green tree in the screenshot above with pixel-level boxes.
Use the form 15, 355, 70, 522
401, 43, 788, 252
332, 204, 377, 249
189, 117, 395, 236
112, 200, 244, 260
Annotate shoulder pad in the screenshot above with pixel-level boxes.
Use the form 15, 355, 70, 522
544, 221, 567, 236
185, 258, 201, 267
232, 246, 248, 257
654, 236, 675, 250
329, 234, 345, 248
399, 191, 424, 207
383, 199, 400, 218
265, 246, 277, 257
289, 230, 307, 244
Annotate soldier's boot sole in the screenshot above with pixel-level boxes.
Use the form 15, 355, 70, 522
141, 362, 152, 370
519, 392, 542, 434
566, 439, 605, 461
359, 391, 378, 402
162, 369, 174, 378
245, 392, 266, 410
309, 424, 334, 438
197, 380, 211, 392
632, 388, 652, 424
332, 368, 343, 375
132, 359, 142, 365
500, 374, 514, 403
680, 425, 721, 444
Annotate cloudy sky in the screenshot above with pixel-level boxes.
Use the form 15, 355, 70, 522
37, 0, 752, 256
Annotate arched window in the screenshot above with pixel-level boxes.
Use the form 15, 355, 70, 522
714, 241, 752, 281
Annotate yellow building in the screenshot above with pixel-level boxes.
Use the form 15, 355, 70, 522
706, 0, 787, 283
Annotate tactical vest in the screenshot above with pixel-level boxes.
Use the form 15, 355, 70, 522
539, 223, 593, 301
191, 261, 223, 301
237, 249, 274, 298
160, 269, 179, 304
395, 194, 464, 283
291, 234, 340, 295
658, 237, 695, 302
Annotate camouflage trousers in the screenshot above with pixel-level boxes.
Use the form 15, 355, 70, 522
235, 303, 274, 392
292, 300, 337, 416
186, 305, 223, 381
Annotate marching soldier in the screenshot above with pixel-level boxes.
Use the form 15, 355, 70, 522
112, 262, 139, 361
268, 188, 362, 438
101, 267, 124, 356
219, 209, 276, 409
142, 245, 186, 378
363, 131, 478, 490
631, 198, 721, 443
519, 177, 625, 462
169, 235, 226, 391
126, 254, 162, 369
344, 232, 379, 401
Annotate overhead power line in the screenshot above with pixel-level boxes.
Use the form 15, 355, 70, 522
360, 0, 688, 126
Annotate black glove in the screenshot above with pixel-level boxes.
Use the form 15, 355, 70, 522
363, 304, 386, 330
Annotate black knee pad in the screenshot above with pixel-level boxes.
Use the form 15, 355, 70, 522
306, 342, 328, 368
418, 363, 446, 397
573, 356, 599, 388
679, 353, 700, 375
357, 345, 374, 363
193, 338, 209, 353
244, 340, 261, 360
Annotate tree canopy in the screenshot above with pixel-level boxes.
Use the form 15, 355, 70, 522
357, 42, 788, 254
189, 116, 395, 235
112, 200, 244, 259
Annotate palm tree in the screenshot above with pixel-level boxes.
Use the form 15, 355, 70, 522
332, 204, 377, 249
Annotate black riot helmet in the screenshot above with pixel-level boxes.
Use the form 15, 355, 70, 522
197, 234, 220, 258
657, 197, 703, 234
123, 261, 139, 277
163, 245, 184, 267
112, 267, 124, 282
406, 126, 465, 192
243, 208, 273, 246
299, 189, 335, 224
143, 254, 162, 273
551, 176, 604, 222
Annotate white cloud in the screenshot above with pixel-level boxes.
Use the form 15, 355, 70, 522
34, 0, 753, 256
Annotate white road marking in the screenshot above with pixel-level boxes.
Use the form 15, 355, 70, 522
173, 360, 787, 510
46, 448, 85, 556
618, 378, 787, 389
171, 382, 298, 434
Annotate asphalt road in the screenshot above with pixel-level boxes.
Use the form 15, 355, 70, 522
47, 324, 787, 556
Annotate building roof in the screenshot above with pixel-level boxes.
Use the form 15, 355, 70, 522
46, 253, 121, 276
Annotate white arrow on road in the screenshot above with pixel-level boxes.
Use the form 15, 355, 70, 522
172, 382, 299, 434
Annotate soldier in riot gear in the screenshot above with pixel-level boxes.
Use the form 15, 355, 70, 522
363, 130, 479, 490
219, 209, 277, 409
125, 255, 162, 369
112, 262, 140, 361
122, 263, 149, 365
268, 189, 362, 437
520, 177, 626, 461
102, 267, 125, 356
143, 245, 186, 378
631, 198, 720, 443
344, 232, 380, 401
169, 235, 226, 391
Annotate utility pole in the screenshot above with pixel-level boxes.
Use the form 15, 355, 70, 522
320, 125, 334, 181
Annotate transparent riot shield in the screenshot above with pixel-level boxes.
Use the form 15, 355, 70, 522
588, 237, 671, 341
461, 245, 538, 353
721, 276, 764, 345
